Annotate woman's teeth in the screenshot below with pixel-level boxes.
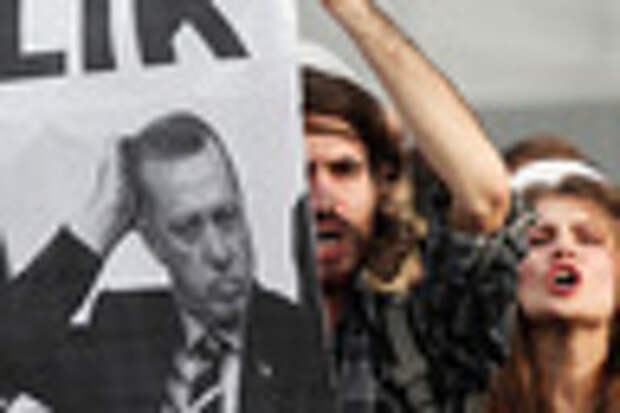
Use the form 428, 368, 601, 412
554, 269, 577, 285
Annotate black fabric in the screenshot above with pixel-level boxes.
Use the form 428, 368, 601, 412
416, 193, 534, 403
0, 228, 101, 400
333, 192, 535, 413
0, 229, 336, 413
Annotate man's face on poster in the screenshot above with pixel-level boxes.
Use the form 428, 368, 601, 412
138, 142, 254, 328
305, 114, 378, 290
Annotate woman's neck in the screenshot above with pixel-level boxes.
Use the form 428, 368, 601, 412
530, 320, 610, 412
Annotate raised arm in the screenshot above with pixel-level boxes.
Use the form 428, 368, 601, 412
321, 0, 510, 233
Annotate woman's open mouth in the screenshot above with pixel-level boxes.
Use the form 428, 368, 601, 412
544, 263, 582, 297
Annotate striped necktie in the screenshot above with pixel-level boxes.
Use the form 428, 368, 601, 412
163, 336, 226, 413
189, 337, 225, 412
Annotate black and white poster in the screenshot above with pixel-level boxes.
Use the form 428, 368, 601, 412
0, 1, 331, 412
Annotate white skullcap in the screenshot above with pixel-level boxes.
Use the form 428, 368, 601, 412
299, 40, 366, 87
511, 159, 607, 192
298, 40, 407, 144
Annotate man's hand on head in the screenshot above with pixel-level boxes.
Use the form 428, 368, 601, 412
69, 137, 137, 257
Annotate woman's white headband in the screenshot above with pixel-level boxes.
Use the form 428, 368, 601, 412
511, 159, 607, 192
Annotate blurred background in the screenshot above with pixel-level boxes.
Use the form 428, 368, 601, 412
299, 0, 619, 178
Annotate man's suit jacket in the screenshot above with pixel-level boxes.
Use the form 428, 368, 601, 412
0, 229, 335, 413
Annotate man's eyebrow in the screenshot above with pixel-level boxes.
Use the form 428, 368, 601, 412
304, 119, 358, 139
328, 155, 363, 164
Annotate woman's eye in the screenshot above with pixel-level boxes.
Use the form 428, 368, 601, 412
529, 235, 549, 246
575, 224, 607, 246
528, 228, 551, 246
578, 231, 604, 245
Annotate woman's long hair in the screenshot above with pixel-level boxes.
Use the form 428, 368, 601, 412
485, 176, 620, 412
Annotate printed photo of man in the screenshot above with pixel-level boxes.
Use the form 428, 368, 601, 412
0, 112, 333, 413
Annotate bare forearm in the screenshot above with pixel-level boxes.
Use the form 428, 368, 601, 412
327, 4, 510, 232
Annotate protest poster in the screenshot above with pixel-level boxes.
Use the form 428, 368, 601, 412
0, 2, 332, 412
0, 0, 305, 304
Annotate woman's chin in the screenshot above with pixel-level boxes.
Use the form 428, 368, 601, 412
527, 306, 612, 328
